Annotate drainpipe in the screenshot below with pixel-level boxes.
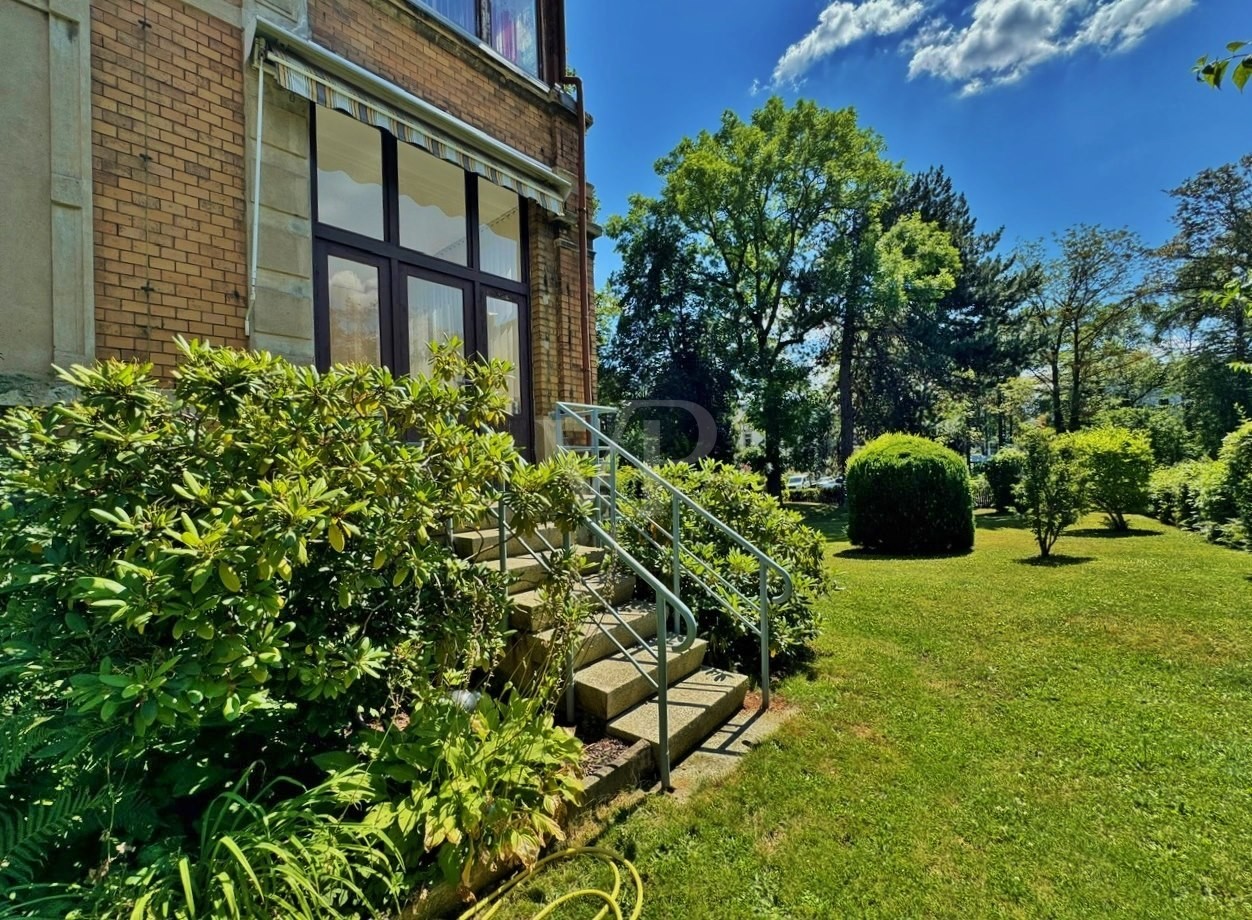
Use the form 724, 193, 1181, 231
245, 48, 266, 337
557, 74, 592, 404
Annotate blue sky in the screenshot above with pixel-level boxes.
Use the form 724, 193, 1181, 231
566, 0, 1249, 282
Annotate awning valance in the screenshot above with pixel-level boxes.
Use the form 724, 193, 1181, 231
258, 36, 569, 216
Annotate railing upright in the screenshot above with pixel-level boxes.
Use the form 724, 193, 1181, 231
759, 566, 771, 709
655, 594, 671, 789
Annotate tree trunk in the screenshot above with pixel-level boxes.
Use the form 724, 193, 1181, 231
838, 310, 857, 467
763, 421, 784, 496
1068, 327, 1083, 431
1050, 355, 1064, 432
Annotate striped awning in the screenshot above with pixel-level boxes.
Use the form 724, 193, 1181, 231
263, 43, 568, 215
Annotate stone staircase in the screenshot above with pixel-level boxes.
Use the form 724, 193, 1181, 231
452, 523, 749, 772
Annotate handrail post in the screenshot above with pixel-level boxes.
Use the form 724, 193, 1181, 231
589, 408, 602, 526
759, 565, 770, 710
497, 491, 508, 576
671, 495, 682, 638
608, 446, 619, 540
656, 595, 670, 790
566, 648, 576, 724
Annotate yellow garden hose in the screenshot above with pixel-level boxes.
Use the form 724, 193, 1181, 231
457, 847, 643, 920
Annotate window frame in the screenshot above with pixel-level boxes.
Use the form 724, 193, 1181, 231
415, 0, 545, 80
310, 105, 534, 449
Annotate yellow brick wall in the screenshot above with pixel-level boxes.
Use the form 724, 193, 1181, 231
88, 0, 593, 428
90, 0, 249, 375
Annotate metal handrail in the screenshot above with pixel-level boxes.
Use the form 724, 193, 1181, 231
482, 473, 697, 789
554, 402, 796, 708
556, 403, 794, 607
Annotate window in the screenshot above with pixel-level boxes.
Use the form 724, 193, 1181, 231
415, 0, 542, 78
311, 107, 533, 450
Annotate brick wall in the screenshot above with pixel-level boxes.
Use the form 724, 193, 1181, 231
90, 0, 248, 375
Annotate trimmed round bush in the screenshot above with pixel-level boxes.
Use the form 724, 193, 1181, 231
983, 447, 1025, 513
847, 433, 975, 554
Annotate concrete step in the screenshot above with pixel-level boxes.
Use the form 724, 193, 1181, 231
574, 638, 708, 721
510, 572, 637, 632
490, 545, 607, 596
608, 667, 750, 767
524, 603, 659, 670
451, 524, 564, 562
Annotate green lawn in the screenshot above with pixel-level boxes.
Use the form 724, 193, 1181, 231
489, 511, 1252, 919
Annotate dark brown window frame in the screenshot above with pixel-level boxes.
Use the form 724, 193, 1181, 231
310, 105, 535, 452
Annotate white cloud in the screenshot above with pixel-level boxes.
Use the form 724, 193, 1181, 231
764, 0, 1194, 96
907, 0, 1078, 92
1072, 0, 1195, 51
771, 0, 927, 88
906, 0, 1194, 94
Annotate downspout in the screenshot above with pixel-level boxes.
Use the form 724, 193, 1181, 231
557, 74, 592, 404
245, 48, 266, 337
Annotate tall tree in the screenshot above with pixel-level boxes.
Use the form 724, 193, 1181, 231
855, 167, 1033, 443
1156, 155, 1252, 451
645, 97, 899, 493
829, 212, 960, 463
1022, 225, 1149, 432
599, 196, 736, 461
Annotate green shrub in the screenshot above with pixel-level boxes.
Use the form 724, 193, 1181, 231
1149, 461, 1203, 525
1015, 427, 1083, 558
616, 461, 827, 673
1060, 426, 1154, 530
846, 434, 974, 554
1220, 421, 1252, 545
970, 473, 995, 509
1094, 406, 1194, 466
1147, 458, 1244, 548
0, 342, 588, 913
343, 688, 581, 888
983, 448, 1025, 513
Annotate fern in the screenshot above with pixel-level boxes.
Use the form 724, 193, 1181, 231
0, 785, 103, 885
0, 715, 52, 788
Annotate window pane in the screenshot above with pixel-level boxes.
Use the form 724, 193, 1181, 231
416, 0, 475, 33
409, 277, 465, 378
490, 0, 539, 76
316, 109, 384, 239
327, 257, 381, 365
486, 295, 521, 414
398, 143, 468, 265
478, 181, 522, 281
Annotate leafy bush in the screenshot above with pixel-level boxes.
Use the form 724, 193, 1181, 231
616, 461, 827, 673
1148, 457, 1244, 548
1149, 460, 1206, 526
0, 342, 588, 914
1060, 426, 1154, 530
1015, 427, 1083, 558
1094, 407, 1194, 466
846, 434, 975, 554
969, 474, 995, 509
983, 448, 1025, 513
1220, 421, 1252, 545
342, 689, 581, 889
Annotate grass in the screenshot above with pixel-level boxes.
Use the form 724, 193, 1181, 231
488, 511, 1252, 919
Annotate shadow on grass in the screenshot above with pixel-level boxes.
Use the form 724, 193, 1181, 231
1014, 554, 1095, 567
974, 513, 1030, 531
788, 504, 848, 542
834, 546, 974, 562
1068, 527, 1163, 539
